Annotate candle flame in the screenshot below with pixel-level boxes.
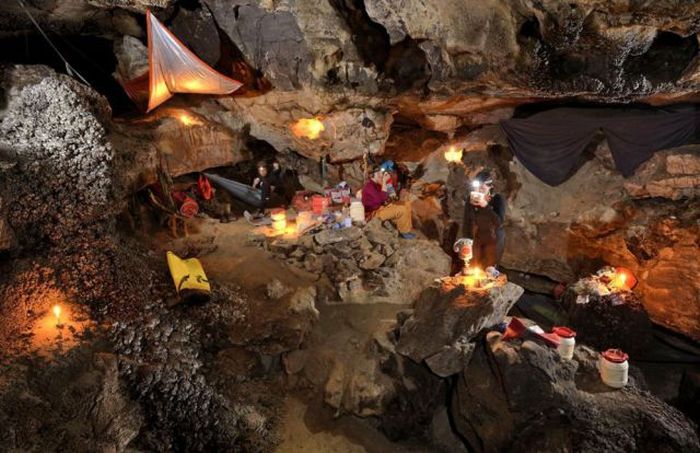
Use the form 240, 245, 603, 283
52, 305, 61, 322
291, 118, 325, 140
444, 146, 463, 163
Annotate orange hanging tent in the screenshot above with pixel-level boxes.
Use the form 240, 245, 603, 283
122, 11, 242, 112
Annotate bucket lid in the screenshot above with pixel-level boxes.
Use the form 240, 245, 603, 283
602, 349, 628, 363
552, 326, 576, 338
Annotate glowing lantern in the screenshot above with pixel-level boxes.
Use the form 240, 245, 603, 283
444, 146, 463, 163
462, 266, 485, 288
271, 209, 287, 233
611, 267, 637, 291
291, 118, 325, 140
176, 111, 203, 127
52, 305, 61, 325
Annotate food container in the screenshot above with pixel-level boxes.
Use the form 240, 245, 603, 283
599, 349, 629, 388
312, 195, 329, 215
552, 326, 576, 360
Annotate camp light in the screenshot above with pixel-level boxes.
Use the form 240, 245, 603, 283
271, 209, 287, 233
471, 180, 480, 188
444, 146, 463, 163
610, 267, 638, 291
291, 118, 325, 140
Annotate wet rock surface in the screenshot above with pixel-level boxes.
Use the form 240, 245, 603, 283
452, 333, 700, 453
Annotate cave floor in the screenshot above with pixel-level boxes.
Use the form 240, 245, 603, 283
146, 216, 431, 452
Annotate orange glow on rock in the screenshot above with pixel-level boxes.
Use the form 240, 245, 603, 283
291, 118, 325, 140
176, 111, 203, 127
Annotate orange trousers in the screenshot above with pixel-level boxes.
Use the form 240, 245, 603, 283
374, 201, 412, 233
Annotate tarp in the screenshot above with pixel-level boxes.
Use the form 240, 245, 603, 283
122, 11, 242, 111
500, 105, 700, 186
204, 173, 263, 207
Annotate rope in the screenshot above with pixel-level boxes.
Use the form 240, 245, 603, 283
15, 0, 92, 87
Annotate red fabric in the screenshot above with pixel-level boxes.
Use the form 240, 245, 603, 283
292, 191, 315, 212
361, 180, 388, 214
197, 174, 213, 200
172, 191, 199, 218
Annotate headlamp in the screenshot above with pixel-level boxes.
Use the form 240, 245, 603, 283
471, 180, 480, 188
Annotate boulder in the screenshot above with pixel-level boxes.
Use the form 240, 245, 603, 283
560, 286, 653, 356
112, 109, 250, 192
452, 333, 700, 453
0, 351, 143, 452
313, 227, 363, 246
397, 280, 524, 376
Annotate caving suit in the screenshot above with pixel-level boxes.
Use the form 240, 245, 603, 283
462, 193, 506, 268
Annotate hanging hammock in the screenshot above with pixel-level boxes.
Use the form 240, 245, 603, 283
122, 10, 242, 112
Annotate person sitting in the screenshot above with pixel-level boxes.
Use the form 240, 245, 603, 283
268, 159, 284, 195
251, 161, 285, 211
362, 165, 416, 239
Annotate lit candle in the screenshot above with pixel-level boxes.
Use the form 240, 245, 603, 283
52, 305, 61, 325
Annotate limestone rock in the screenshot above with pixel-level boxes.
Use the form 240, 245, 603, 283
364, 218, 397, 246
624, 147, 700, 200
113, 35, 148, 82
452, 334, 700, 452
397, 281, 524, 376
359, 252, 385, 270
0, 351, 144, 452
219, 92, 393, 162
112, 109, 250, 192
561, 287, 653, 355
169, 6, 221, 67
266, 279, 293, 300
314, 227, 363, 246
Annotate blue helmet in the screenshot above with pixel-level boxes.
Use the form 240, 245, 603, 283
380, 160, 395, 172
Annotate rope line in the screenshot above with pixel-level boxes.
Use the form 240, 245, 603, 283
15, 0, 92, 87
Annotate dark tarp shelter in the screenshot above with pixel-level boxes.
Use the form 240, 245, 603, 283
500, 105, 700, 186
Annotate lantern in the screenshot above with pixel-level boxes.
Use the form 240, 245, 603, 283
462, 266, 485, 288
444, 146, 463, 163
611, 267, 637, 291
271, 209, 287, 233
291, 118, 325, 140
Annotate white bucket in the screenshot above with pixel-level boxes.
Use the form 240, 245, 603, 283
552, 327, 576, 360
599, 349, 629, 389
349, 200, 365, 224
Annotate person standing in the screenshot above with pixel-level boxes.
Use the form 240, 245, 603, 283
462, 169, 506, 268
362, 165, 416, 239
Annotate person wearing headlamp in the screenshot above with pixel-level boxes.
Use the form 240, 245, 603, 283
362, 164, 416, 239
462, 169, 506, 269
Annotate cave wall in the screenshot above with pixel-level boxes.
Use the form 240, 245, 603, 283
410, 127, 700, 342
1, 0, 699, 342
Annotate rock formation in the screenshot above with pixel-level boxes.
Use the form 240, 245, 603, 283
397, 279, 524, 377
452, 333, 700, 453
257, 219, 452, 305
